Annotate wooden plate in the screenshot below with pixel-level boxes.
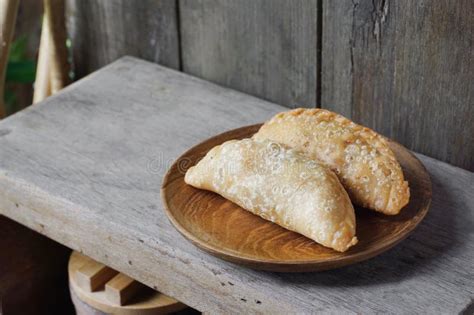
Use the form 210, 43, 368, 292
161, 125, 432, 272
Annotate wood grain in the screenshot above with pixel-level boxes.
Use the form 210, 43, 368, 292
179, 0, 318, 108
322, 0, 474, 170
105, 273, 145, 306
162, 125, 431, 272
64, 0, 472, 170
76, 261, 118, 292
66, 0, 180, 79
69, 251, 186, 314
0, 57, 472, 313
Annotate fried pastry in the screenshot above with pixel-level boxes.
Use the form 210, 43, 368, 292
185, 138, 358, 252
253, 108, 410, 215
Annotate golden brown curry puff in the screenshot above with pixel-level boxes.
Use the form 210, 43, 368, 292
253, 108, 410, 215
185, 139, 358, 252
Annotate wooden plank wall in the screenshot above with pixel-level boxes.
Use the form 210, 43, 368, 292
65, 0, 180, 78
66, 0, 473, 170
322, 0, 474, 171
179, 0, 318, 107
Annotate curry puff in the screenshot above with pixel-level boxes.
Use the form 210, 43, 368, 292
254, 108, 410, 215
185, 139, 358, 252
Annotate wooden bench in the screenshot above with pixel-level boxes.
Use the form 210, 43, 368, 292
0, 57, 472, 313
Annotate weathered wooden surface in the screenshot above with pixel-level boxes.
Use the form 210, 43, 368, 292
0, 57, 472, 313
66, 0, 180, 79
322, 0, 474, 171
180, 0, 318, 108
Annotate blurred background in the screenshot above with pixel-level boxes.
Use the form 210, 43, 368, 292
3, 0, 41, 114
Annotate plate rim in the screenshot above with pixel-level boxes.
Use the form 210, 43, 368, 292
161, 124, 432, 272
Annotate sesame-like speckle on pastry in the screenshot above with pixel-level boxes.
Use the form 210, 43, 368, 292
185, 138, 358, 252
253, 108, 410, 215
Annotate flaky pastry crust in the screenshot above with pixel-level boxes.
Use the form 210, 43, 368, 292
253, 108, 410, 215
185, 139, 358, 252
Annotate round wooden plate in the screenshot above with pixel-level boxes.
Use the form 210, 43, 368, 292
161, 125, 432, 272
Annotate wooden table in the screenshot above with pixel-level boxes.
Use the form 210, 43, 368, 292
0, 57, 472, 314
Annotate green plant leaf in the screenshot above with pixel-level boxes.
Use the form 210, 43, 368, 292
4, 89, 17, 113
9, 35, 28, 62
6, 60, 36, 83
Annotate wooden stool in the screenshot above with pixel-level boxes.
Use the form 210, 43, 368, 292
69, 251, 187, 315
